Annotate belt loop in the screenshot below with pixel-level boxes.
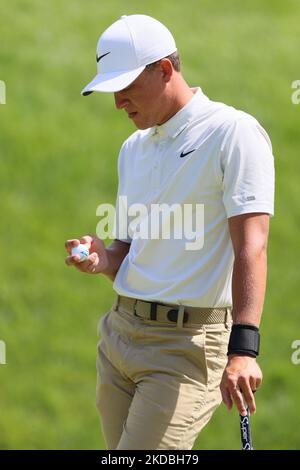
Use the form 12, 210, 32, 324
133, 298, 138, 316
176, 305, 185, 328
113, 295, 120, 312
225, 307, 231, 329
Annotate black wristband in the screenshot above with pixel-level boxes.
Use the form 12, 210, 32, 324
227, 323, 260, 358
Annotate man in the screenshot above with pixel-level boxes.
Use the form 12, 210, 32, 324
65, 14, 274, 450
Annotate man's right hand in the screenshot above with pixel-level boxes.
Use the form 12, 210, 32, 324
65, 235, 109, 274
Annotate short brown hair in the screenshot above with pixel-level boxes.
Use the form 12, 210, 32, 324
146, 51, 181, 72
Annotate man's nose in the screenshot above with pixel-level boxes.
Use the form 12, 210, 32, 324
114, 91, 128, 109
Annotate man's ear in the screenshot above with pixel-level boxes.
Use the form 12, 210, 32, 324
159, 58, 173, 83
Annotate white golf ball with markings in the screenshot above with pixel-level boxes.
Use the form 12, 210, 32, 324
71, 243, 89, 262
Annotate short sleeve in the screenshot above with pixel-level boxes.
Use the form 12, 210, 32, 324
221, 117, 275, 218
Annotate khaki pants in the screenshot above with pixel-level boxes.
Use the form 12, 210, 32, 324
96, 298, 231, 450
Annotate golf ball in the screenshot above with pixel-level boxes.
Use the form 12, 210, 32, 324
71, 244, 89, 262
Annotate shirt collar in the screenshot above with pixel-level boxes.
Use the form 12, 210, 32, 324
150, 87, 210, 139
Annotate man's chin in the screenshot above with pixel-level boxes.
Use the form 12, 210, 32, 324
132, 118, 152, 130
128, 114, 151, 130
135, 123, 152, 130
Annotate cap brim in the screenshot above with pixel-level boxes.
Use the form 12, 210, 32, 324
81, 65, 145, 95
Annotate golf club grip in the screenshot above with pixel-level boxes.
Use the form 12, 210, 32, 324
239, 407, 253, 450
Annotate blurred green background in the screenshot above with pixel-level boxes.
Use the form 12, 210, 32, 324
0, 0, 299, 450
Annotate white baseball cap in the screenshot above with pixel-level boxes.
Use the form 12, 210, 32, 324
81, 14, 177, 95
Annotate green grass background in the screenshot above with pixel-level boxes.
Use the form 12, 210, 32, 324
1, 0, 300, 450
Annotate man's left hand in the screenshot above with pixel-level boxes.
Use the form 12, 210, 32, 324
220, 355, 262, 416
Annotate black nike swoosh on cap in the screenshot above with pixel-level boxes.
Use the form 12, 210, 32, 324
180, 149, 196, 158
96, 52, 111, 63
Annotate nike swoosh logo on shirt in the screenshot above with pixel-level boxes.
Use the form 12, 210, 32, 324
180, 149, 196, 158
96, 52, 111, 63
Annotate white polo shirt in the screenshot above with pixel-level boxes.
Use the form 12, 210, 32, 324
113, 88, 275, 307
